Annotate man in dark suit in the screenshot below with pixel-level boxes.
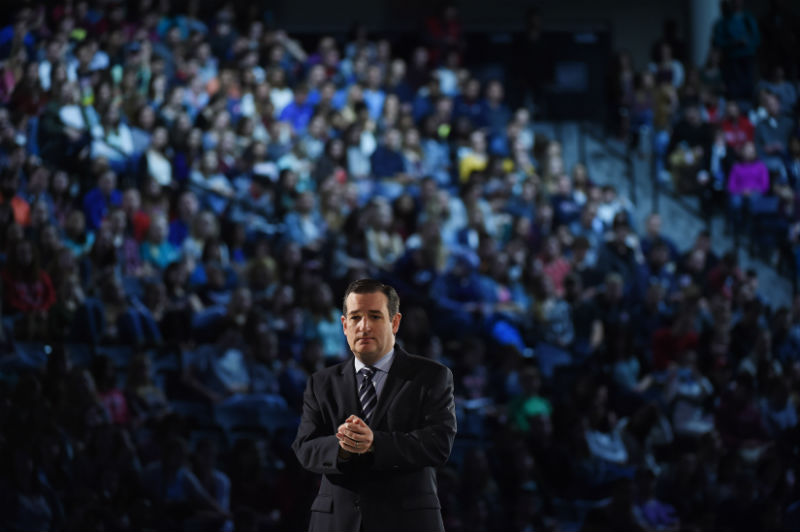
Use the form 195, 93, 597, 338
292, 279, 457, 532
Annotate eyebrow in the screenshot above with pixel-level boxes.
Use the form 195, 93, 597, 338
348, 310, 384, 316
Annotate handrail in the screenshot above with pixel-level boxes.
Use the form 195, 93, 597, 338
578, 121, 798, 298
576, 121, 636, 209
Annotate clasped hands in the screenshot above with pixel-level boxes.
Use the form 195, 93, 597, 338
337, 415, 374, 454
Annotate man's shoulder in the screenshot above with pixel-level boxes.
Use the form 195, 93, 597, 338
308, 358, 351, 382
397, 348, 452, 376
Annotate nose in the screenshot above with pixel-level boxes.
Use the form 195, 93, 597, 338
358, 317, 371, 334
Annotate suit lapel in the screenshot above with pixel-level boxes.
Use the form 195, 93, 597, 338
369, 347, 411, 429
337, 358, 361, 423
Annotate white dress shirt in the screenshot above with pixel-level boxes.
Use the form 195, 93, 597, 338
354, 348, 395, 401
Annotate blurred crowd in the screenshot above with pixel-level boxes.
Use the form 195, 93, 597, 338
0, 1, 800, 531
608, 0, 800, 267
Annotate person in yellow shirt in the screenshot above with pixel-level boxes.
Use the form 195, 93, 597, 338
458, 129, 488, 182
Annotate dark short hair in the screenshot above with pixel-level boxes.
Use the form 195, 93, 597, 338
342, 279, 400, 318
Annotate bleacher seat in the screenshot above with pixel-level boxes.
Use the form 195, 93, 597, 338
64, 343, 93, 368
95, 345, 134, 368
14, 342, 50, 368
151, 350, 180, 373
227, 424, 270, 446
214, 393, 298, 438
169, 399, 215, 426
188, 424, 229, 453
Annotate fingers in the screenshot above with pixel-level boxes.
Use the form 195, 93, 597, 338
336, 424, 361, 446
336, 424, 358, 443
345, 422, 370, 435
337, 416, 373, 454
337, 426, 369, 442
336, 431, 365, 453
336, 432, 371, 454
337, 429, 358, 444
337, 435, 360, 453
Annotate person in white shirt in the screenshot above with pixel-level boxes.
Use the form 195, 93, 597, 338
92, 106, 135, 172
145, 126, 173, 187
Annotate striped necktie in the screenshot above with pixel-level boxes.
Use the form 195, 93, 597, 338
358, 366, 377, 424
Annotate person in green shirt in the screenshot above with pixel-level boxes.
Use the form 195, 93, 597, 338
508, 366, 552, 433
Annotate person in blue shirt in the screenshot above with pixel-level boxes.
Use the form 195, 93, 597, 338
429, 250, 486, 337
386, 58, 415, 104
484, 80, 511, 139
362, 65, 386, 121
712, 0, 760, 101
279, 84, 314, 134
0, 15, 35, 61
371, 129, 409, 200
412, 76, 442, 124
371, 129, 405, 177
140, 214, 180, 270
454, 78, 488, 129
168, 190, 199, 247
639, 213, 679, 264
82, 169, 122, 231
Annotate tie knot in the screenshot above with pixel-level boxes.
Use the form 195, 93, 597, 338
359, 366, 376, 380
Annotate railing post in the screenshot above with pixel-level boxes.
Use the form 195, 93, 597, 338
650, 128, 659, 214
626, 134, 636, 207
578, 121, 587, 167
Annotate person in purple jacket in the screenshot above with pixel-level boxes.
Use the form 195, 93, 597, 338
727, 141, 770, 240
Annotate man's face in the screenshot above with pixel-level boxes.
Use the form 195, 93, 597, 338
766, 95, 781, 117
99, 172, 116, 196
686, 107, 701, 126
179, 193, 198, 219
386, 130, 402, 151
646, 215, 661, 236
341, 291, 401, 365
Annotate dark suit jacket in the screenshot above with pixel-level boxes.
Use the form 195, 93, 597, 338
292, 347, 457, 532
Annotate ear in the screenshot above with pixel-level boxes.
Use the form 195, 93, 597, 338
391, 312, 402, 334
341, 314, 347, 333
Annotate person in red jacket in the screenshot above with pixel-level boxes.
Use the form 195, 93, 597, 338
1, 238, 56, 339
720, 100, 754, 154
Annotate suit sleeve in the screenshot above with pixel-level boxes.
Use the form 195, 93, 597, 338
369, 365, 457, 471
291, 374, 349, 476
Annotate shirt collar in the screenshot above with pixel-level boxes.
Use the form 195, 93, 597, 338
354, 348, 395, 374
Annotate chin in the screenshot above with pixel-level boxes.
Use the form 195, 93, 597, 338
355, 350, 380, 362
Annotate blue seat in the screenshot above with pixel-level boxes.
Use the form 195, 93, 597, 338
14, 342, 49, 368
65, 343, 93, 367
121, 276, 143, 300
188, 425, 229, 452
2, 316, 17, 339
95, 345, 134, 368
152, 370, 167, 391
151, 351, 180, 373
214, 393, 296, 437
227, 425, 270, 446
170, 399, 215, 425
214, 401, 255, 433
448, 437, 483, 469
